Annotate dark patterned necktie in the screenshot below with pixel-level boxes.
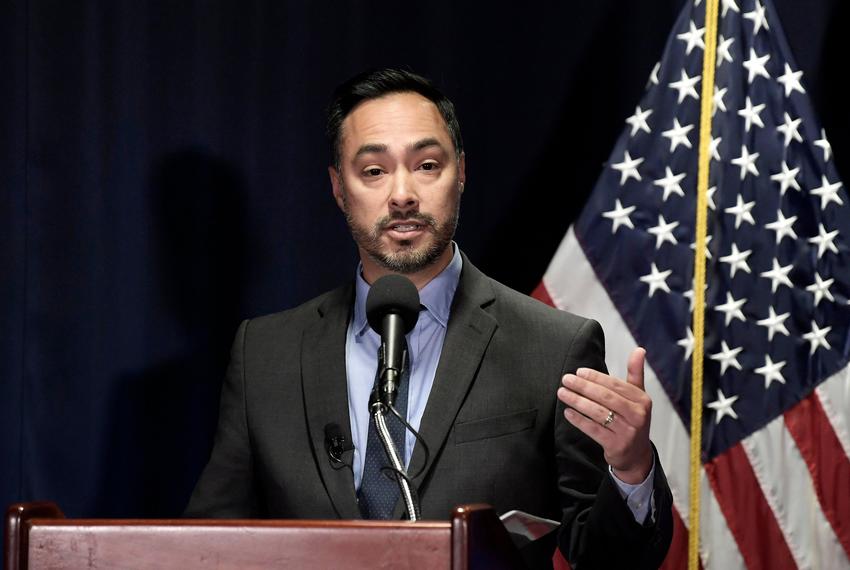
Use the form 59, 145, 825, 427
357, 342, 410, 519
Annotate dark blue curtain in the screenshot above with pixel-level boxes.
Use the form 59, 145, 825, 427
2, 0, 847, 520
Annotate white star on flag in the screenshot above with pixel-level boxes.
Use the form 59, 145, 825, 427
806, 273, 835, 307
601, 199, 636, 234
677, 327, 695, 360
737, 96, 765, 132
802, 322, 832, 355
713, 86, 728, 115
756, 306, 791, 340
777, 63, 805, 96
764, 210, 797, 244
775, 113, 803, 146
716, 35, 735, 67
611, 151, 644, 185
742, 47, 770, 83
724, 194, 756, 228
743, 0, 770, 34
669, 69, 701, 103
759, 259, 793, 293
814, 129, 832, 161
769, 161, 800, 195
653, 167, 686, 201
662, 118, 694, 152
731, 145, 759, 180
715, 292, 747, 326
625, 106, 653, 136
648, 215, 679, 249
639, 263, 672, 298
754, 355, 786, 388
677, 20, 706, 55
808, 223, 840, 258
719, 243, 752, 277
810, 175, 843, 209
708, 390, 740, 423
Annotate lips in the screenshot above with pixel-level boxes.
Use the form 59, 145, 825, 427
385, 220, 426, 233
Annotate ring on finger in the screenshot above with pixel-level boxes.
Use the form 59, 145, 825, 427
603, 410, 616, 427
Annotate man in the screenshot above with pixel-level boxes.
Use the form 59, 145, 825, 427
186, 68, 672, 568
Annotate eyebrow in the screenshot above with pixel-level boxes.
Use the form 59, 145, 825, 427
352, 138, 447, 160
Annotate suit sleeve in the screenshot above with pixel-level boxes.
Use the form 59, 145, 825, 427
555, 318, 673, 569
184, 319, 260, 518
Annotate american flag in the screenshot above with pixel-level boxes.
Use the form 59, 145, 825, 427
534, 0, 850, 568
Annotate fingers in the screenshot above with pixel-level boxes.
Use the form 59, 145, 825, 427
562, 407, 614, 449
626, 347, 646, 390
560, 373, 646, 428
557, 386, 614, 428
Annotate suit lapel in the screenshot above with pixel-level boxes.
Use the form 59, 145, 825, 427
394, 256, 498, 518
301, 284, 361, 519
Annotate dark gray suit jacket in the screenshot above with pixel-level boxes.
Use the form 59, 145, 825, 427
185, 254, 672, 568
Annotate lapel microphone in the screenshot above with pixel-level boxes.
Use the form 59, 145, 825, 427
324, 422, 353, 465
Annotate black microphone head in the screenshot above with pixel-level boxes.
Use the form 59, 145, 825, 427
365, 274, 420, 335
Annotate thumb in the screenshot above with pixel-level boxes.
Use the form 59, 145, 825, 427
626, 347, 646, 390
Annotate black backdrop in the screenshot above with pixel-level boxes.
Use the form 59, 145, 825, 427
2, 0, 847, 519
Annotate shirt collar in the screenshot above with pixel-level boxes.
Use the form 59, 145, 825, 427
352, 243, 463, 336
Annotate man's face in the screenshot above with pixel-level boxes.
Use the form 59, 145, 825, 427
330, 92, 465, 277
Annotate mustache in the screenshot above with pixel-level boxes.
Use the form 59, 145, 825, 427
374, 211, 438, 231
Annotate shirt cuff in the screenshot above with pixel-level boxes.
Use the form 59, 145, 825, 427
608, 455, 656, 524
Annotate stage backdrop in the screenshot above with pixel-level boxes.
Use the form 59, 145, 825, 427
1, 0, 846, 522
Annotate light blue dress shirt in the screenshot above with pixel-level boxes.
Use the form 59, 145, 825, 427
343, 244, 655, 523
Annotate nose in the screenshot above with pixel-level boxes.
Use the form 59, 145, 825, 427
388, 172, 419, 213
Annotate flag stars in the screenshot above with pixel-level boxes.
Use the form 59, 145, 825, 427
662, 118, 695, 152
808, 223, 840, 258
690, 234, 713, 260
611, 151, 644, 185
756, 306, 791, 340
683, 282, 707, 311
719, 243, 753, 277
731, 145, 760, 180
653, 167, 686, 201
710, 342, 744, 375
769, 161, 801, 195
626, 106, 653, 136
721, 0, 740, 18
709, 136, 722, 161
755, 355, 786, 389
738, 97, 766, 132
715, 292, 747, 326
677, 20, 706, 55
814, 129, 832, 162
744, 0, 770, 34
648, 215, 680, 249
765, 210, 798, 244
639, 263, 673, 298
716, 35, 735, 67
759, 259, 793, 293
743, 48, 771, 83
802, 322, 832, 355
602, 199, 637, 234
649, 62, 661, 86
806, 273, 835, 307
777, 63, 805, 96
725, 194, 756, 228
708, 389, 740, 423
776, 113, 803, 146
677, 327, 695, 360
707, 186, 717, 210
810, 175, 843, 210
713, 86, 728, 115
669, 69, 701, 103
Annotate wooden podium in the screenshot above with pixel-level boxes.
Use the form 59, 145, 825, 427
5, 502, 527, 570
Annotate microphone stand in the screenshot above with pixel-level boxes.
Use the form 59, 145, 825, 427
370, 347, 420, 521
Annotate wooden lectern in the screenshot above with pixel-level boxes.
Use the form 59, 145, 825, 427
5, 502, 527, 570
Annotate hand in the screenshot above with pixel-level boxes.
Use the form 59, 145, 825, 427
557, 347, 653, 484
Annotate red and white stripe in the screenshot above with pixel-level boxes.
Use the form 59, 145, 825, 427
536, 227, 850, 569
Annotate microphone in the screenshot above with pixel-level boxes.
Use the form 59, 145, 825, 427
365, 274, 420, 409
324, 422, 353, 465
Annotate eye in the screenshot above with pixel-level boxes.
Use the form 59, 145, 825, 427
362, 167, 384, 177
418, 161, 440, 172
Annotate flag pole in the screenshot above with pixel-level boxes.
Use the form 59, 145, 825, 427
689, 0, 720, 568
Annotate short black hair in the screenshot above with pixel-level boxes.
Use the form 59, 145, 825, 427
326, 68, 463, 170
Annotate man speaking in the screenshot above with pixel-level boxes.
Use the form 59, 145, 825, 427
185, 68, 673, 568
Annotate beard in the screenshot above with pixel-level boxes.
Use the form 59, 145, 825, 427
342, 192, 460, 275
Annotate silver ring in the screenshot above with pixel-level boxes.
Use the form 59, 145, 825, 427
603, 410, 615, 427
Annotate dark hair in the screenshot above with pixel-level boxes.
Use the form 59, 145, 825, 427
326, 68, 463, 170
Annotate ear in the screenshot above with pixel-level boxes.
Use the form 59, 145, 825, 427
458, 151, 466, 193
329, 166, 345, 210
